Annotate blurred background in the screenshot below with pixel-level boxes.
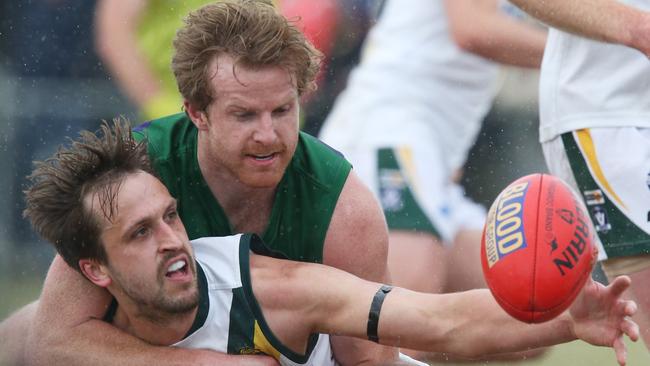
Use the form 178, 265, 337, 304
0, 1, 646, 365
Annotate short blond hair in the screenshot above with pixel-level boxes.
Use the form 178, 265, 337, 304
172, 0, 322, 111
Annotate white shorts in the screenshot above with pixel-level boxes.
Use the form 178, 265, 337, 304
542, 127, 650, 261
341, 142, 486, 246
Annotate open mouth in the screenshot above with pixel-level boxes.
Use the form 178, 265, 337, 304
165, 259, 188, 279
249, 153, 277, 161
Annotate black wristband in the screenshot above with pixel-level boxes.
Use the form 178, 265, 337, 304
367, 285, 393, 343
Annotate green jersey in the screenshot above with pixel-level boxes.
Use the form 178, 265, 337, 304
133, 113, 351, 263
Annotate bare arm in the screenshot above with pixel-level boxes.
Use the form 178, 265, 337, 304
0, 301, 37, 365
26, 256, 278, 366
509, 0, 650, 56
94, 0, 161, 109
321, 171, 397, 365
258, 254, 638, 365
445, 0, 547, 68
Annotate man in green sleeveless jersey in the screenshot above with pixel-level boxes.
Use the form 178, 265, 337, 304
21, 119, 641, 366
0, 1, 393, 365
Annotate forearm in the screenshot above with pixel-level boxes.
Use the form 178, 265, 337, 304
30, 257, 275, 366
509, 0, 647, 49
0, 301, 37, 365
445, 0, 546, 68
94, 0, 161, 108
463, 14, 546, 68
28, 318, 273, 366
379, 288, 575, 358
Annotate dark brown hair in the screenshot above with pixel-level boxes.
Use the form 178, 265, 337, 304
172, 0, 322, 111
23, 118, 153, 272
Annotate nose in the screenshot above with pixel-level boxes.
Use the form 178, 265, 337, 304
252, 113, 278, 145
156, 221, 184, 252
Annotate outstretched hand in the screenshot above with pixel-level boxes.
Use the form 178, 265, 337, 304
569, 276, 639, 366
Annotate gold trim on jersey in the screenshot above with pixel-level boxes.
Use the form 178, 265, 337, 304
253, 321, 281, 360
575, 129, 627, 210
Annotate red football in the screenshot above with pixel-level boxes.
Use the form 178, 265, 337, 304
481, 174, 597, 323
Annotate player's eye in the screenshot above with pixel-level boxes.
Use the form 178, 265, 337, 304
165, 209, 179, 222
272, 104, 292, 116
132, 226, 150, 239
234, 111, 255, 121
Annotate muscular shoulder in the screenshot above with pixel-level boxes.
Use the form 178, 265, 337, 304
323, 170, 390, 282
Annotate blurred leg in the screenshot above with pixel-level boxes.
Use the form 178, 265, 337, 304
445, 228, 485, 292
387, 230, 447, 294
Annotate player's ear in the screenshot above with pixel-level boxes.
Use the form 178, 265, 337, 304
79, 259, 112, 288
184, 101, 209, 131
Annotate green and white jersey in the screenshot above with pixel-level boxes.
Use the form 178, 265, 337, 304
133, 113, 352, 263
320, 0, 500, 172
539, 0, 650, 142
175, 234, 337, 365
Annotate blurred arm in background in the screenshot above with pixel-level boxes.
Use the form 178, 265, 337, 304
509, 0, 650, 56
95, 0, 161, 113
446, 0, 547, 68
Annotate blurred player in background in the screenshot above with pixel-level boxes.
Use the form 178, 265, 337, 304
95, 0, 344, 122
509, 0, 650, 351
320, 1, 545, 360
95, 0, 212, 120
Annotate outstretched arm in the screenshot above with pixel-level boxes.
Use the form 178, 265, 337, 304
256, 253, 638, 365
445, 0, 547, 68
508, 0, 650, 56
322, 171, 398, 365
25, 256, 278, 366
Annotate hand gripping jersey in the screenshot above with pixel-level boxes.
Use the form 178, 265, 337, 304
133, 113, 351, 263
175, 234, 337, 365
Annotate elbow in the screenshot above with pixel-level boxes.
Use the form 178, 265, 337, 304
450, 29, 485, 54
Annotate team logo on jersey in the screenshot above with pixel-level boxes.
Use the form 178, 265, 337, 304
379, 169, 406, 212
591, 205, 611, 233
583, 189, 605, 206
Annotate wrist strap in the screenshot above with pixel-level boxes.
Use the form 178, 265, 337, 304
367, 285, 393, 343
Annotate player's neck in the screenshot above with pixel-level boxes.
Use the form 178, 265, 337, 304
112, 302, 198, 346
197, 146, 275, 234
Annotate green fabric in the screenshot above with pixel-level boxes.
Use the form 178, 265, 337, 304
562, 133, 650, 258
377, 148, 439, 236
237, 234, 320, 362
133, 113, 351, 263
227, 286, 257, 355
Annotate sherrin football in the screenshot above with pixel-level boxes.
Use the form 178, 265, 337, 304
481, 174, 597, 323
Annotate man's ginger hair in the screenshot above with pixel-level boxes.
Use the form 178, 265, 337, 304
172, 0, 322, 111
